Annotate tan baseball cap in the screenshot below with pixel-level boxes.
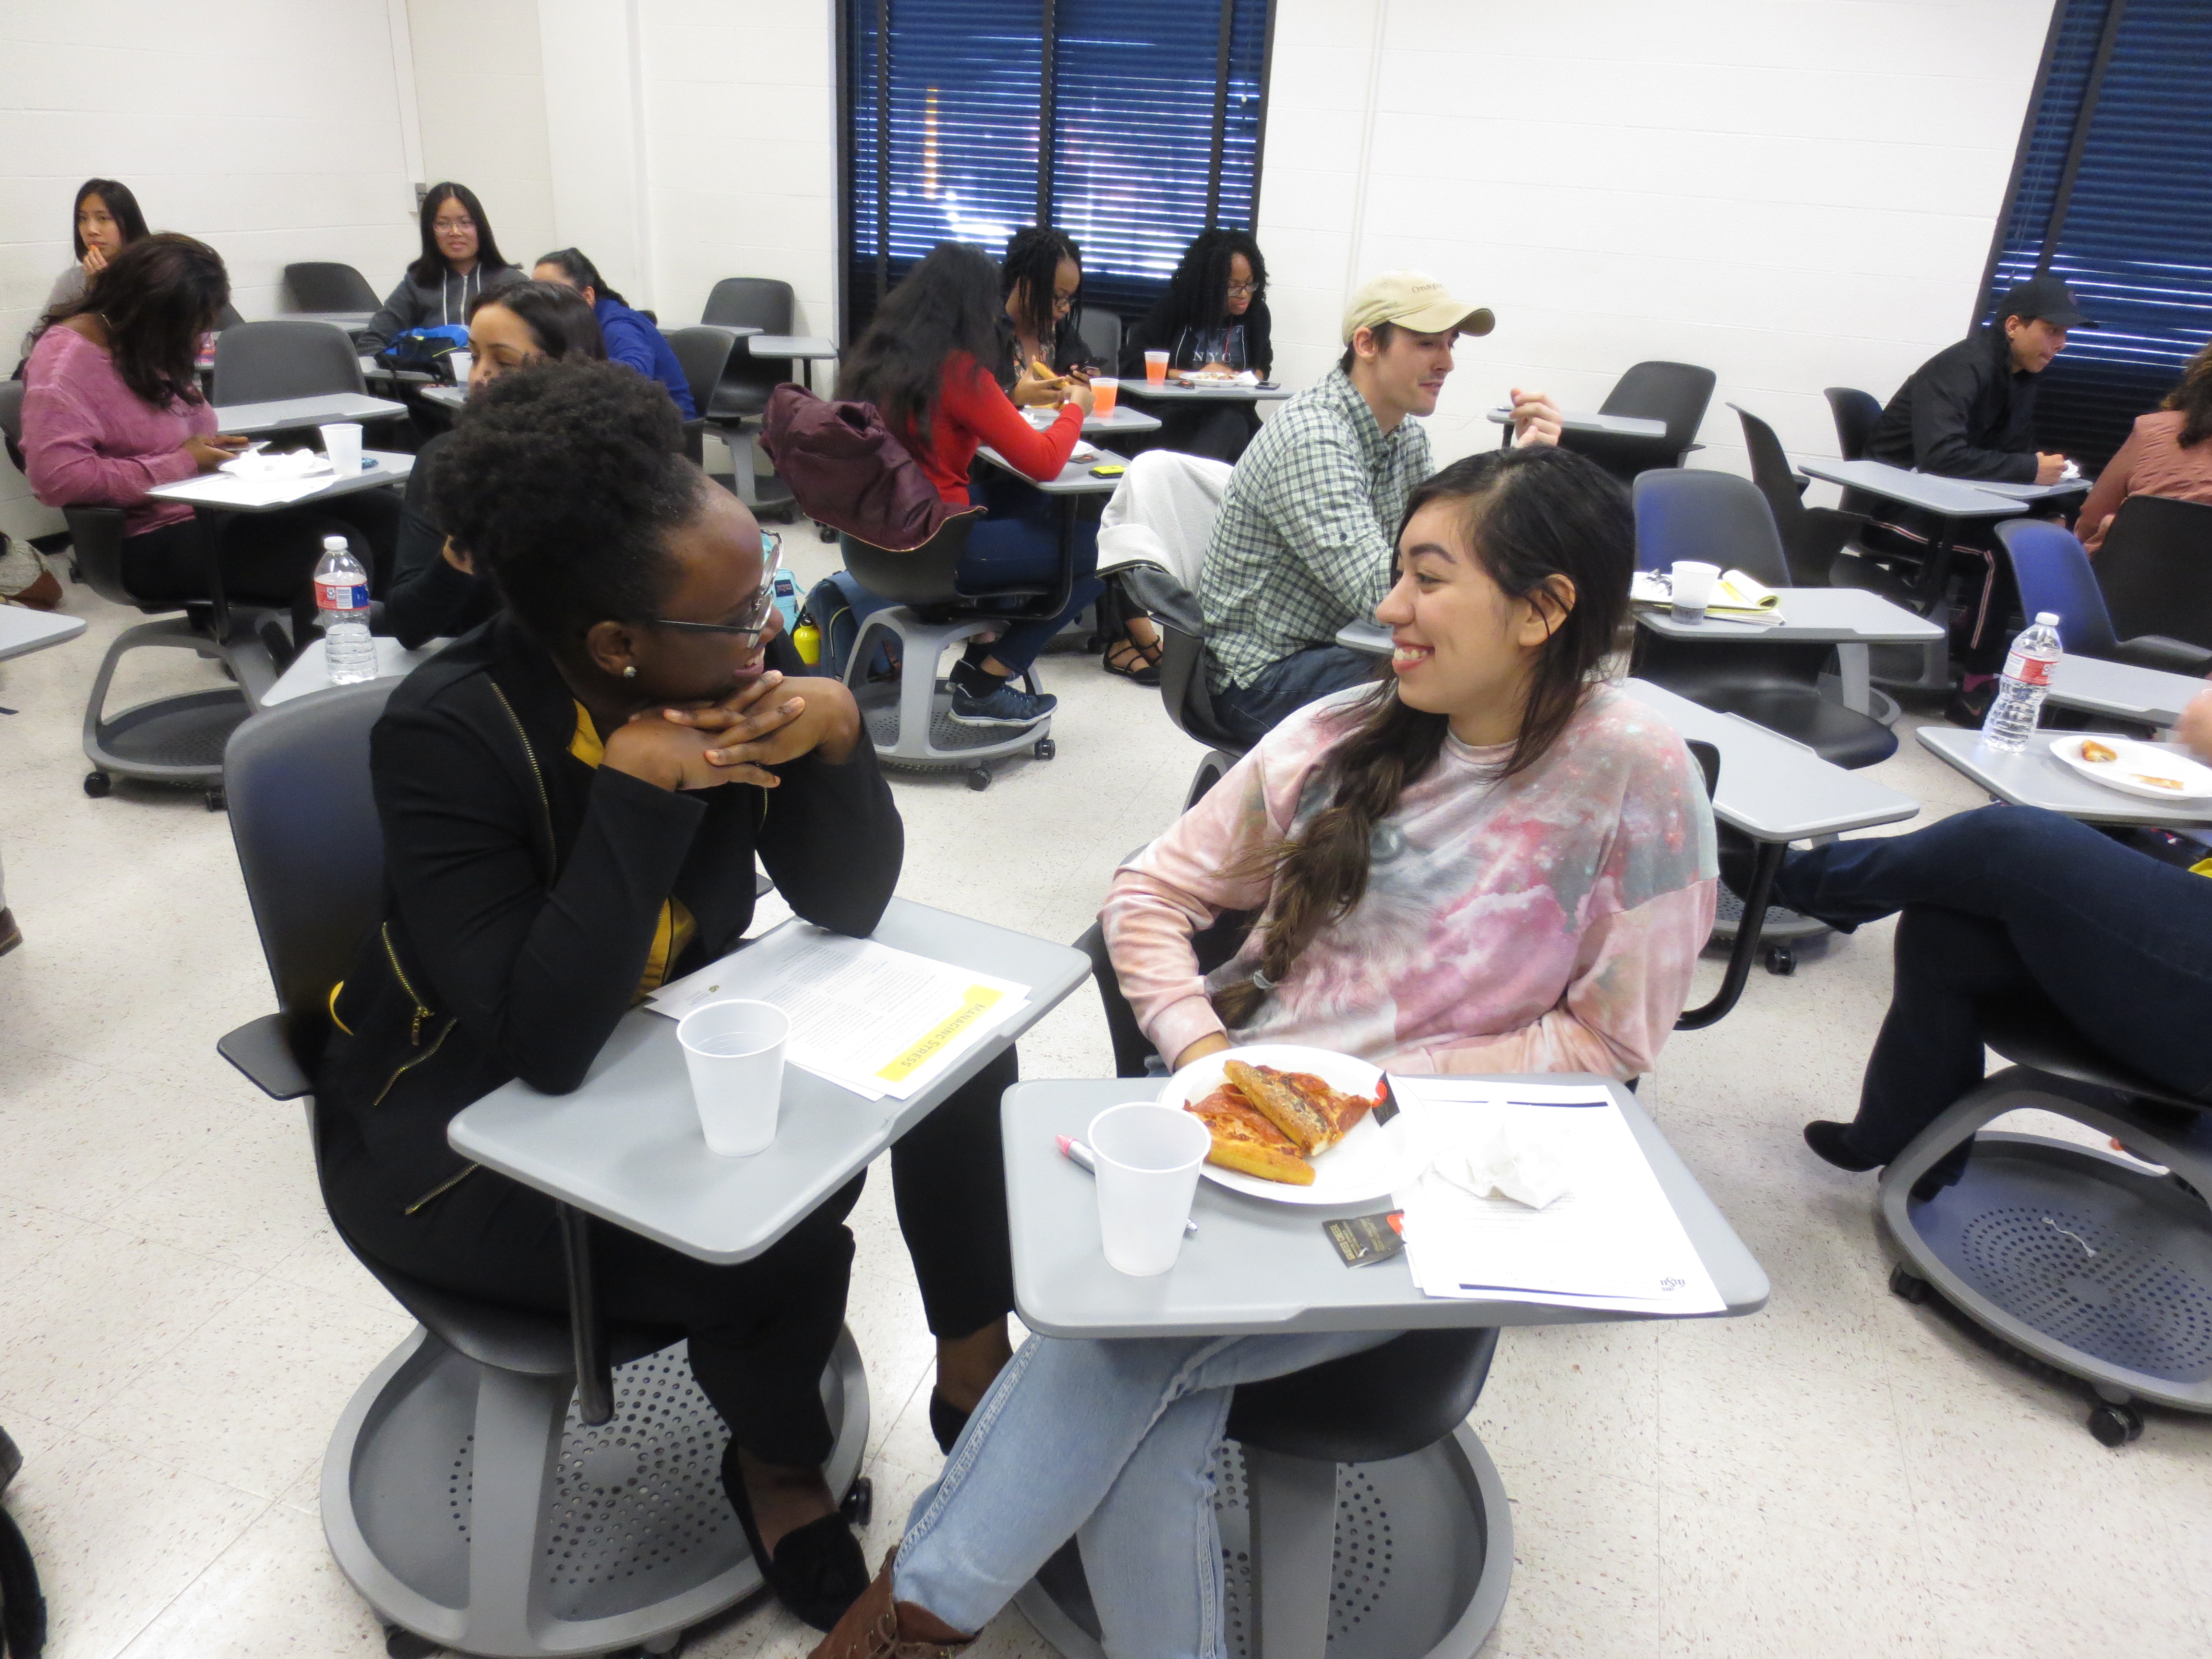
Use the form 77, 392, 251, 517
1341, 270, 1495, 343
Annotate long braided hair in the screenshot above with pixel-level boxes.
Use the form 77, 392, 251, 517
1212, 445, 1633, 1027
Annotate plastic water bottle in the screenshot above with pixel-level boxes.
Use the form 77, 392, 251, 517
313, 535, 377, 685
1980, 611, 2063, 754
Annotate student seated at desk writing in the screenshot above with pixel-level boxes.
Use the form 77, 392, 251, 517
1736, 687, 2212, 1196
805, 446, 1718, 1659
1119, 227, 1274, 462
21, 233, 394, 644
356, 181, 522, 355
837, 241, 1102, 731
318, 361, 1023, 1634
381, 280, 608, 648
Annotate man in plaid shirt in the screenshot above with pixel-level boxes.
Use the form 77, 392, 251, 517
1200, 271, 1561, 745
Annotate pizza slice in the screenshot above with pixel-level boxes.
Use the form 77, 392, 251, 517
1224, 1059, 1334, 1154
1274, 1068, 1376, 1151
1186, 1083, 1316, 1186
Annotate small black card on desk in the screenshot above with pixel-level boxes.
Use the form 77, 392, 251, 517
1325, 1211, 1406, 1268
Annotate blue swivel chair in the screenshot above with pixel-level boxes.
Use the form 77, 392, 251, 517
1993, 519, 2212, 675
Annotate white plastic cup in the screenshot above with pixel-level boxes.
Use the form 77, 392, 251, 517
1144, 349, 1169, 386
677, 999, 790, 1157
1088, 1103, 1211, 1276
1090, 376, 1118, 416
449, 350, 473, 384
1670, 560, 1719, 620
320, 422, 363, 476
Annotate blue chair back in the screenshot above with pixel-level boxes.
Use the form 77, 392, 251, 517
1632, 469, 1792, 586
1994, 519, 2120, 658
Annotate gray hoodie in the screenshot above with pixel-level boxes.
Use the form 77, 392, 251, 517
359, 262, 522, 353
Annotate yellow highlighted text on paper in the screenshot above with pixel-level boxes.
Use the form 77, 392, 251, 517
878, 985, 1006, 1082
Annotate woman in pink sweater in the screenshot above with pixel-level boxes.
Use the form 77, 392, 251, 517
23, 233, 392, 627
806, 446, 1717, 1659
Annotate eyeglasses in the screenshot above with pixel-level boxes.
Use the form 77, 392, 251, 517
1052, 292, 1077, 314
1226, 282, 1258, 299
648, 535, 783, 643
434, 216, 477, 233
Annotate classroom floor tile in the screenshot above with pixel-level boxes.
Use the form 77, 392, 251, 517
2, 564, 2206, 1658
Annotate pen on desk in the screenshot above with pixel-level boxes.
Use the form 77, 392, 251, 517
1058, 1134, 1199, 1235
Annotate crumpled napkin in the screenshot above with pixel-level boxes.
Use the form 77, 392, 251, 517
1431, 1122, 1573, 1209
220, 447, 333, 480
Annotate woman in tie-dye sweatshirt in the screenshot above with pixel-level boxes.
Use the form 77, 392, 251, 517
807, 446, 1718, 1659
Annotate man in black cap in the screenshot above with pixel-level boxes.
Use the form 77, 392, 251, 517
1859, 276, 2096, 720
1868, 275, 2095, 483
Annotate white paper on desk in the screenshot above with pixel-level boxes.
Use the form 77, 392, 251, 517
1389, 1077, 1725, 1314
158, 471, 335, 507
644, 922, 1030, 1102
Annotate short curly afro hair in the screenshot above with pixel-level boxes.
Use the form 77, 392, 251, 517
431, 358, 700, 646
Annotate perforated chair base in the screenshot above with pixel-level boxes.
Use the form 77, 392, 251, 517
847, 609, 1053, 778
1013, 1426, 1512, 1659
1879, 1068, 2212, 1416
82, 613, 282, 789
325, 1324, 869, 1657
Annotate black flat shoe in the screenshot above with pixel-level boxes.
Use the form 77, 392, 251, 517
1803, 1121, 1881, 1172
929, 1390, 970, 1455
721, 1444, 869, 1632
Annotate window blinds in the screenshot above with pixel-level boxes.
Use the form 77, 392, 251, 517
843, 0, 1271, 338
1984, 0, 2212, 467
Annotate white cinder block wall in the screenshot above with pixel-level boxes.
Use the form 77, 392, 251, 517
1257, 0, 2056, 483
0, 0, 426, 538
2, 0, 2055, 541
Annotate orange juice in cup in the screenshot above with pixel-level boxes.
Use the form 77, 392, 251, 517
1091, 376, 1118, 416
1144, 349, 1169, 386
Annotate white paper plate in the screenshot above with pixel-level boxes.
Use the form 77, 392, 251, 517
2050, 734, 2212, 803
1157, 1044, 1415, 1207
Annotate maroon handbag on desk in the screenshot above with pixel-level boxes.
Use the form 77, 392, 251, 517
759, 383, 982, 553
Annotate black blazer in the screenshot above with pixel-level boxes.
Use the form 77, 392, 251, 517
318, 614, 902, 1211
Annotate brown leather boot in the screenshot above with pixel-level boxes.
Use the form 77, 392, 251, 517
806, 1550, 973, 1659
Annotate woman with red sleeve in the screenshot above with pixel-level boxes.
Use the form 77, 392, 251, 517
837, 242, 1103, 729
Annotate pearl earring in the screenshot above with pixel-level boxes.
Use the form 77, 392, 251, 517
623, 665, 637, 679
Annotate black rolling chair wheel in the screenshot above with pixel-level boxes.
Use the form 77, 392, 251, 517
840, 1475, 874, 1528
1764, 943, 1796, 975
2087, 1402, 2144, 1448
384, 1624, 439, 1658
1888, 1264, 1931, 1305
204, 787, 227, 812
83, 771, 110, 798
967, 767, 992, 792
1034, 736, 1056, 760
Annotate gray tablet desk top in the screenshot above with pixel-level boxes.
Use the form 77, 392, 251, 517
1003, 1078, 1767, 1337
0, 608, 87, 663
212, 392, 408, 435
1916, 725, 2212, 827
2044, 655, 2206, 729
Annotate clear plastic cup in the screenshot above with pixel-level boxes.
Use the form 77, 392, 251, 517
1144, 350, 1169, 386
1670, 560, 1719, 620
319, 422, 363, 476
1088, 1103, 1211, 1276
1090, 376, 1118, 417
677, 999, 790, 1157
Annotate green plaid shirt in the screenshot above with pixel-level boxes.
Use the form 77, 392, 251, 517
1199, 366, 1431, 689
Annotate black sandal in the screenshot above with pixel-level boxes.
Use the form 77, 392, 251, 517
1103, 636, 1162, 686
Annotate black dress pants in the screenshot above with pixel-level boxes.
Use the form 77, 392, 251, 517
325, 1046, 1021, 1467
1774, 806, 2212, 1166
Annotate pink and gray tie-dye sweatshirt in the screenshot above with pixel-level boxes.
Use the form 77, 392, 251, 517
1101, 684, 1718, 1077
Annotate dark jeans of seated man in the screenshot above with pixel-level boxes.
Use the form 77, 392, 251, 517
1211, 643, 1382, 750
1774, 805, 2212, 1172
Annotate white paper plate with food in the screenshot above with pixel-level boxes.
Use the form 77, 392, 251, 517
2051, 734, 2212, 803
1157, 1044, 1417, 1207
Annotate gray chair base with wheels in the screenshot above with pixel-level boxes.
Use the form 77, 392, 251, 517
836, 517, 1061, 791
217, 684, 875, 1656
1014, 1331, 1515, 1659
1879, 999, 2212, 1448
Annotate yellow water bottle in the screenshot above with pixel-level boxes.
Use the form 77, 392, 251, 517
792, 617, 821, 666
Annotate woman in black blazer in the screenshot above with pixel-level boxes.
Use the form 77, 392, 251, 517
315, 361, 1015, 1632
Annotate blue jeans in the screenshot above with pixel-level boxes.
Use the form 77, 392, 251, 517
1775, 805, 2212, 1162
893, 1329, 1392, 1657
959, 467, 1104, 677
1210, 644, 1380, 749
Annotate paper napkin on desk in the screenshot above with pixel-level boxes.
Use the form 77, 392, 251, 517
1432, 1121, 1572, 1209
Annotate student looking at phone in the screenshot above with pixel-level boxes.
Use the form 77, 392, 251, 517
997, 225, 1096, 408
804, 445, 1716, 1659
21, 233, 392, 642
